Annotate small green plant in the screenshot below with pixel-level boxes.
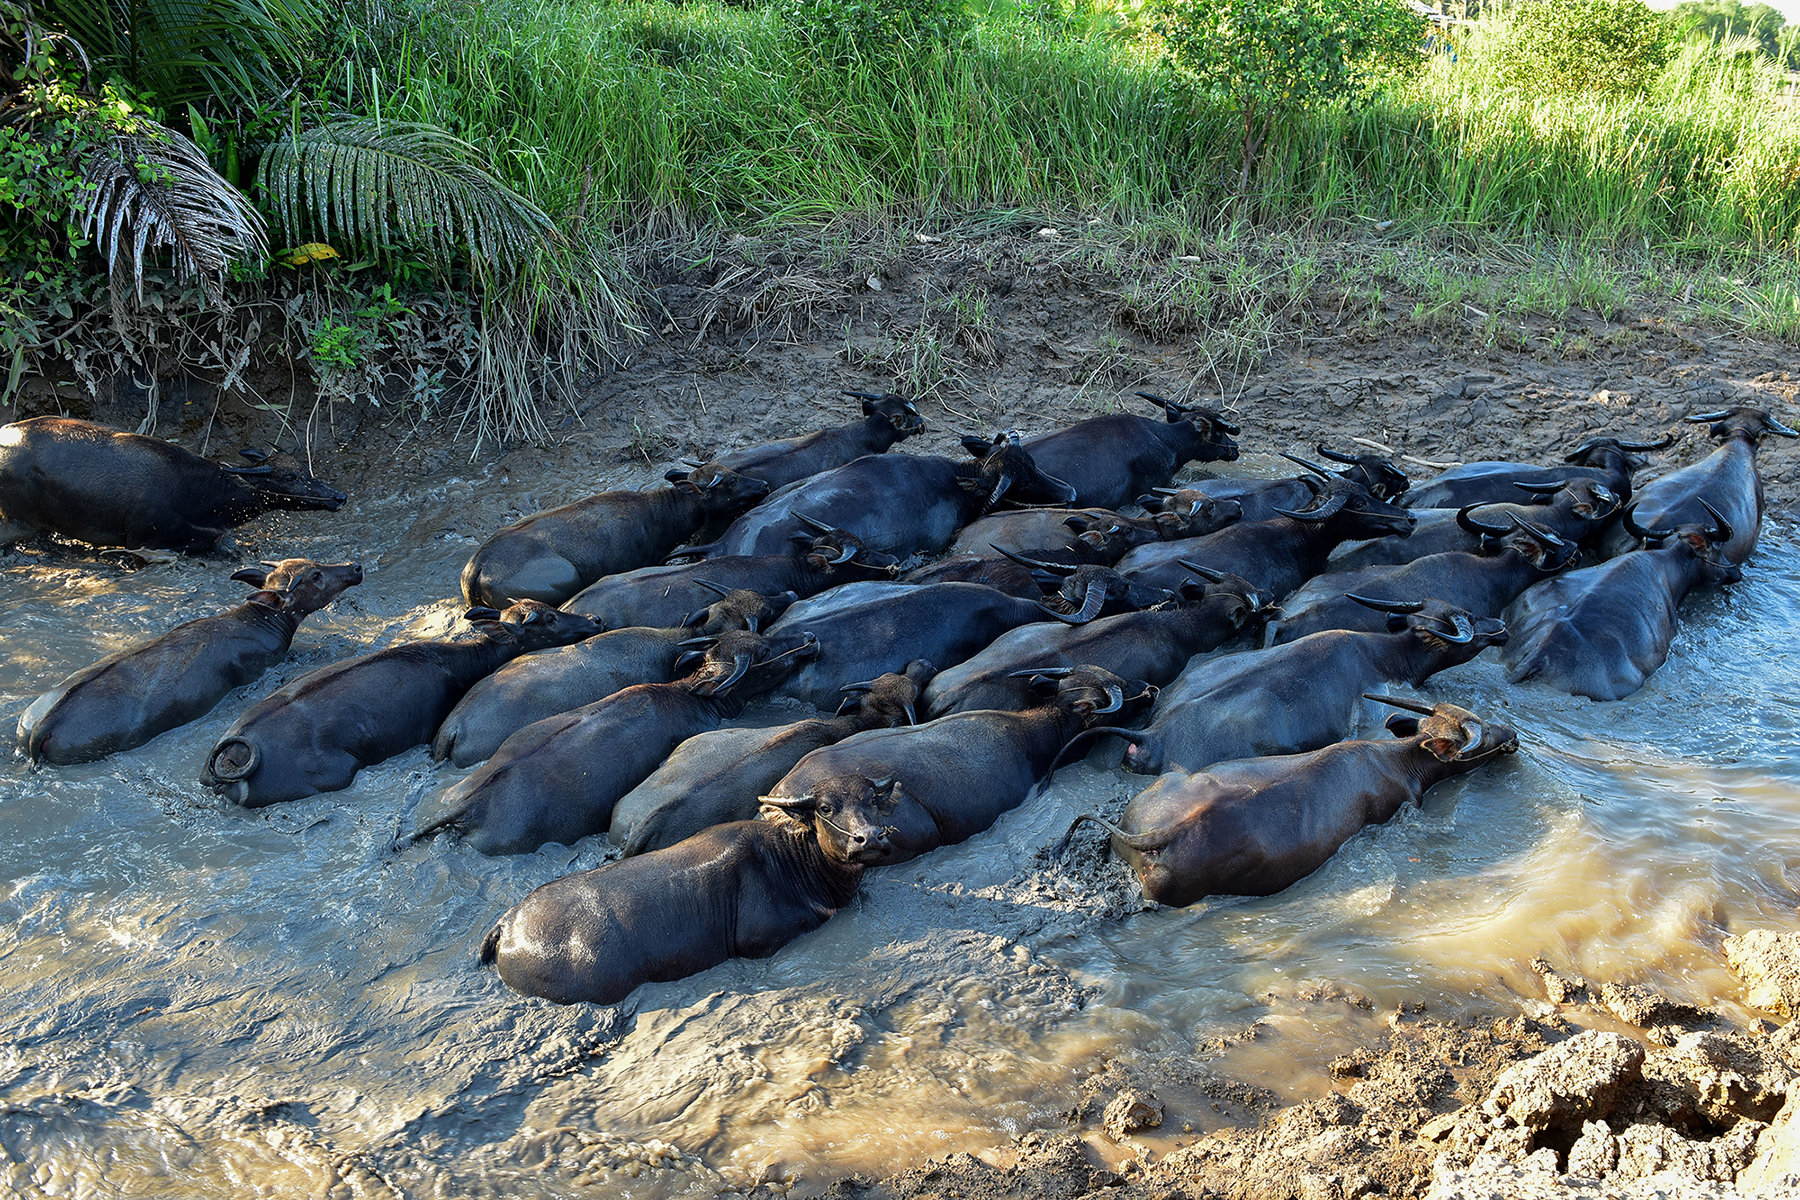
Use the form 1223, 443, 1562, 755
1485, 0, 1678, 95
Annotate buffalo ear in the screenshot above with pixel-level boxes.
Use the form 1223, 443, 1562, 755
870, 774, 902, 810
664, 468, 689, 483
239, 447, 268, 463
1384, 715, 1420, 738
674, 649, 706, 672
959, 434, 992, 457
1422, 735, 1462, 762
244, 590, 286, 610
463, 606, 501, 623
231, 567, 270, 588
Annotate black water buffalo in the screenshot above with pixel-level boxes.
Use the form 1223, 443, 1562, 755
0, 418, 346, 552
997, 551, 1179, 624
609, 660, 937, 856
200, 601, 605, 806
682, 391, 925, 489
1061, 696, 1517, 906
432, 585, 793, 767
945, 508, 1173, 565
1400, 434, 1669, 511
1267, 511, 1578, 644
559, 519, 896, 628
922, 567, 1270, 717
1146, 443, 1407, 525
1596, 408, 1796, 564
480, 776, 900, 1004
897, 553, 1044, 596
460, 466, 771, 609
412, 630, 819, 855
1502, 503, 1742, 700
677, 432, 1076, 562
1330, 477, 1619, 570
763, 580, 1050, 709
1017, 393, 1240, 509
1066, 599, 1506, 775
18, 559, 364, 765
772, 666, 1155, 865
1117, 458, 1416, 599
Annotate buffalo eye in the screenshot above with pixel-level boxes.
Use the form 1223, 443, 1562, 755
311, 571, 323, 583
818, 804, 835, 816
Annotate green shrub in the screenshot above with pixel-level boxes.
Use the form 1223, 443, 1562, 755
780, 0, 974, 64
1485, 0, 1678, 95
1155, 0, 1427, 190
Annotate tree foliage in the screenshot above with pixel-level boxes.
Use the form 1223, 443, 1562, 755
1484, 0, 1679, 95
1155, 0, 1427, 191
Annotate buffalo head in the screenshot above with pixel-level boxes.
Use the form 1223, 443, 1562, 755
790, 513, 900, 578
1365, 694, 1519, 764
682, 581, 797, 634
1509, 477, 1621, 523
672, 464, 772, 515
676, 628, 819, 698
836, 658, 937, 725
221, 447, 347, 512
1064, 511, 1166, 560
1273, 455, 1416, 538
1135, 392, 1240, 463
1314, 443, 1409, 502
1347, 595, 1508, 657
1457, 507, 1581, 572
1138, 489, 1244, 540
1008, 664, 1157, 723
959, 430, 1078, 509
1687, 407, 1800, 443
463, 600, 607, 650
845, 390, 927, 438
759, 774, 900, 865
1622, 501, 1744, 586
231, 558, 363, 617
1173, 560, 1275, 628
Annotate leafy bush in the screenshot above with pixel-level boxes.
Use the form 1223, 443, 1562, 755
1485, 0, 1678, 95
780, 0, 974, 64
1156, 0, 1427, 189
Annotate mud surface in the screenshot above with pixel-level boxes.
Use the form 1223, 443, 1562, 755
7, 227, 1800, 1200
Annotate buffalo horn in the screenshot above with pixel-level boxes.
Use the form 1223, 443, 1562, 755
1176, 559, 1227, 582
1007, 666, 1077, 678
1274, 491, 1348, 522
1507, 511, 1569, 547
1039, 580, 1108, 625
1698, 498, 1735, 545
675, 635, 720, 649
1092, 684, 1126, 714
1686, 410, 1732, 422
842, 390, 886, 401
705, 652, 753, 695
1615, 434, 1674, 452
838, 680, 876, 693
758, 792, 815, 809
994, 544, 1075, 576
987, 473, 1013, 508
221, 464, 273, 476
1432, 612, 1476, 645
793, 511, 835, 533
1347, 593, 1425, 614
1456, 503, 1511, 537
463, 606, 501, 622
827, 541, 857, 565
1279, 452, 1335, 479
1315, 443, 1361, 464
693, 578, 734, 599
1362, 693, 1437, 716
1511, 480, 1566, 496
1620, 504, 1674, 542
1769, 414, 1800, 438
1135, 392, 1173, 411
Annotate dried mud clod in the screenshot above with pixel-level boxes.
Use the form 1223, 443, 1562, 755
1725, 930, 1800, 1020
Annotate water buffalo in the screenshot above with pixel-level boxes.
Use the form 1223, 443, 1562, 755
479, 776, 900, 1005
997, 551, 1180, 624
1596, 408, 1796, 564
1502, 503, 1742, 700
560, 519, 896, 628
460, 466, 772, 609
676, 432, 1075, 562
1066, 598, 1506, 775
1144, 444, 1407, 525
922, 567, 1270, 717
1117, 457, 1416, 600
945, 508, 1174, 565
0, 418, 346, 552
1061, 696, 1517, 906
432, 585, 794, 768
411, 629, 819, 855
897, 553, 1044, 596
1400, 434, 1669, 511
1330, 477, 1619, 570
200, 601, 605, 806
609, 660, 937, 856
18, 559, 363, 765
1267, 510, 1578, 644
764, 580, 1050, 709
682, 391, 925, 489
772, 666, 1156, 865
1017, 393, 1240, 509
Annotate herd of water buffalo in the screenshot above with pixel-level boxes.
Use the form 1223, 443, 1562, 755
1, 393, 1792, 1006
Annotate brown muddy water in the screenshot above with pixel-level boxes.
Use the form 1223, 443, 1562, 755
1, 453, 1797, 1198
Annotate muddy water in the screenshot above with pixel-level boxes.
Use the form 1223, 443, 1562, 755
1, 459, 1797, 1198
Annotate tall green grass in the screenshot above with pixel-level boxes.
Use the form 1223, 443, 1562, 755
375, 1, 1800, 250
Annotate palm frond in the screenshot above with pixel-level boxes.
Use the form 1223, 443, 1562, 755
79, 127, 268, 302
258, 118, 561, 282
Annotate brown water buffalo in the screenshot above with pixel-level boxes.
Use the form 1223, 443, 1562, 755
411, 629, 819, 855
18, 559, 363, 765
0, 418, 346, 552
200, 601, 605, 806
1018, 393, 1240, 509
1062, 696, 1518, 906
432, 585, 794, 767
480, 776, 900, 1005
1502, 502, 1742, 700
771, 666, 1155, 865
609, 660, 936, 856
945, 508, 1172, 565
461, 466, 771, 609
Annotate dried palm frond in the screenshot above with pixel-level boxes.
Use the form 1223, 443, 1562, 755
78, 127, 268, 304
258, 118, 560, 283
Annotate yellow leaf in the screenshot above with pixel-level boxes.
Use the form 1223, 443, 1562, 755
279, 243, 340, 267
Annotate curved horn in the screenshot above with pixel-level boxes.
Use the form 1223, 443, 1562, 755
986, 473, 1014, 509
1510, 480, 1566, 496
1052, 813, 1173, 857
1506, 511, 1569, 547
693, 579, 734, 599
1038, 581, 1109, 625
1615, 434, 1674, 451
1686, 411, 1732, 422
1347, 593, 1424, 614
1698, 498, 1735, 545
1092, 684, 1125, 714
1767, 414, 1800, 438
1006, 666, 1078, 678
1279, 452, 1334, 479
221, 464, 273, 476
206, 736, 261, 782
1135, 392, 1173, 411
1274, 491, 1348, 522
705, 651, 753, 695
1176, 560, 1227, 582
758, 792, 816, 809
842, 390, 886, 401
1315, 443, 1361, 465
1456, 503, 1511, 537
1431, 612, 1476, 645
793, 512, 835, 533
993, 545, 1076, 576
1621, 504, 1675, 542
1362, 693, 1437, 716
839, 680, 876, 694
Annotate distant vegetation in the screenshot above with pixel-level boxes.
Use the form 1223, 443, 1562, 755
4, 0, 1799, 440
